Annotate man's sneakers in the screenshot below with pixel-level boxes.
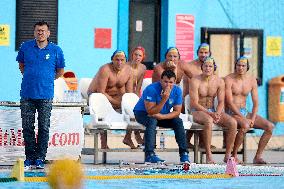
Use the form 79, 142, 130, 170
180, 152, 190, 164
145, 154, 165, 163
24, 159, 34, 170
35, 159, 45, 169
24, 159, 45, 170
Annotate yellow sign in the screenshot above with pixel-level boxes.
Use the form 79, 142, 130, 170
0, 25, 10, 46
266, 36, 282, 56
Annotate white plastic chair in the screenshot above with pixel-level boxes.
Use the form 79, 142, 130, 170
78, 78, 93, 100
89, 93, 128, 129
141, 78, 152, 93
121, 93, 145, 129
53, 78, 68, 102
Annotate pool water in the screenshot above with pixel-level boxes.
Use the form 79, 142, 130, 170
0, 164, 284, 189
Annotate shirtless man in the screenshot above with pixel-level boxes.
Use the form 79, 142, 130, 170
190, 57, 237, 163
152, 47, 186, 85
183, 43, 212, 148
225, 57, 274, 164
123, 46, 146, 148
88, 50, 133, 149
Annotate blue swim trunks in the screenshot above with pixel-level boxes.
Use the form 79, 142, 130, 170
191, 108, 215, 113
226, 108, 249, 117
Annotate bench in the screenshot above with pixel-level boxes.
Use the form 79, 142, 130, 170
81, 126, 248, 164
82, 93, 248, 164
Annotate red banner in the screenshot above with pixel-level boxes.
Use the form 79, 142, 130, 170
176, 15, 195, 62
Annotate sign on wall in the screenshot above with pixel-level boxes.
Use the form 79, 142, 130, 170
176, 15, 194, 62
266, 36, 282, 56
94, 28, 112, 48
0, 25, 10, 46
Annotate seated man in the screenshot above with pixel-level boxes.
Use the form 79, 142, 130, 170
152, 47, 186, 85
123, 46, 146, 148
88, 50, 133, 149
225, 57, 274, 164
133, 70, 189, 163
189, 57, 237, 163
182, 43, 215, 149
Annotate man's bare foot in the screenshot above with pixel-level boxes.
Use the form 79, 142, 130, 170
223, 156, 231, 163
123, 138, 137, 149
253, 157, 267, 164
206, 159, 216, 164
134, 132, 144, 145
233, 157, 243, 164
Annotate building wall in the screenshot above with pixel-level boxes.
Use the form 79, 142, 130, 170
0, 0, 284, 130
167, 0, 284, 121
0, 0, 18, 101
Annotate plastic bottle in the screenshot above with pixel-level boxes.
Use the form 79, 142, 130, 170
160, 132, 165, 149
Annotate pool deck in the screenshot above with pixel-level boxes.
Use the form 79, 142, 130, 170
80, 133, 284, 166
1, 134, 284, 169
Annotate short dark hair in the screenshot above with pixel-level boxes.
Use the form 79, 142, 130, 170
34, 20, 50, 29
161, 70, 176, 80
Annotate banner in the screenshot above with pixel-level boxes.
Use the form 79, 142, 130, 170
176, 15, 195, 62
0, 107, 84, 162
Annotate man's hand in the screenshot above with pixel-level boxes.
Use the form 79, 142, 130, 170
166, 61, 177, 69
151, 113, 164, 120
207, 111, 221, 124
161, 86, 171, 101
247, 118, 255, 128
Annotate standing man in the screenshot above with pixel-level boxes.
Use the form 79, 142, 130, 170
123, 46, 146, 148
190, 57, 237, 163
225, 57, 274, 164
17, 21, 65, 169
88, 50, 133, 149
134, 70, 189, 163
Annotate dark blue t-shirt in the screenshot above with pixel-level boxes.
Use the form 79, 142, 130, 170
16, 39, 65, 99
133, 82, 182, 114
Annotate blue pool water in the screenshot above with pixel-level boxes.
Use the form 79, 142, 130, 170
0, 165, 284, 189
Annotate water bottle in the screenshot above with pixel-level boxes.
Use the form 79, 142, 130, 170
160, 132, 165, 149
280, 88, 284, 104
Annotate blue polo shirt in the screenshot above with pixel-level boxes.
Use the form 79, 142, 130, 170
16, 39, 65, 99
133, 82, 182, 114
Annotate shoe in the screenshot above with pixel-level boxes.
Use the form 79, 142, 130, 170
145, 154, 165, 163
180, 153, 190, 164
24, 159, 34, 170
35, 159, 45, 169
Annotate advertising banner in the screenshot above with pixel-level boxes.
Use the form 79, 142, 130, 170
0, 107, 84, 162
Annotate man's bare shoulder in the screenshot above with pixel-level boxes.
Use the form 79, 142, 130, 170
215, 75, 225, 86
98, 63, 112, 72
139, 63, 146, 71
95, 63, 111, 77
153, 62, 164, 72
224, 73, 235, 81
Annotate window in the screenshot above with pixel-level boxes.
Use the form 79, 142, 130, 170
16, 0, 58, 50
201, 28, 263, 85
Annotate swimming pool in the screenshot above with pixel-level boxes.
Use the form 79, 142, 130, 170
0, 164, 284, 189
